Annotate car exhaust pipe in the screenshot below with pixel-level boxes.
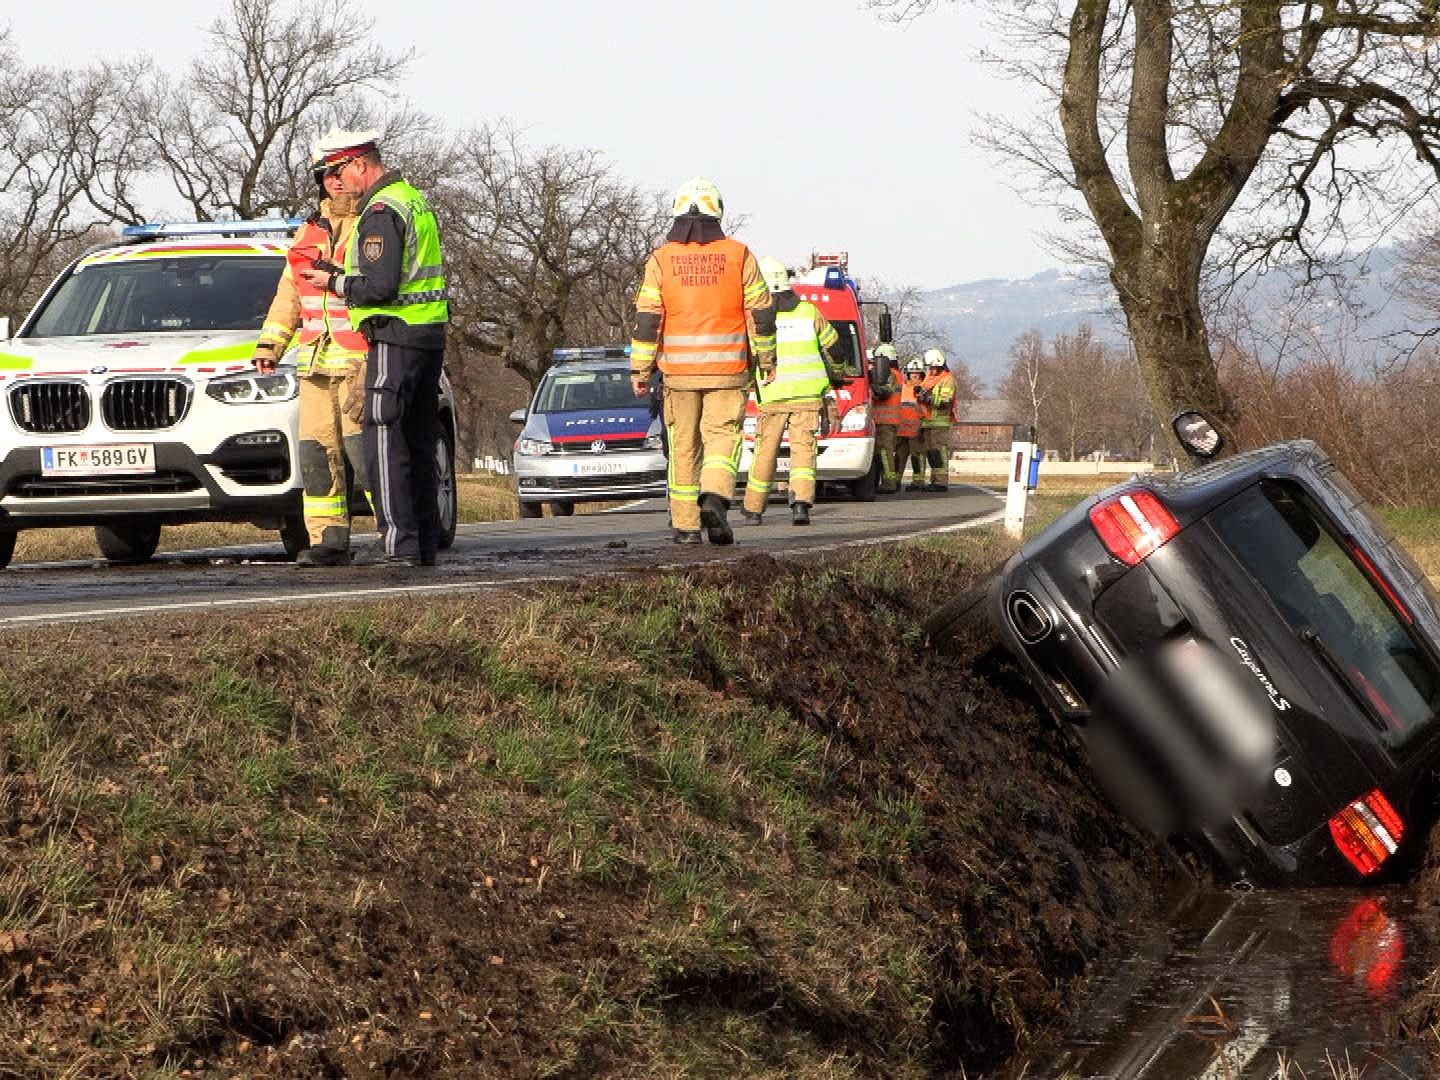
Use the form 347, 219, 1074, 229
1007, 590, 1052, 644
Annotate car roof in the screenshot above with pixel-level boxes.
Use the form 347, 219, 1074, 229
77, 238, 291, 269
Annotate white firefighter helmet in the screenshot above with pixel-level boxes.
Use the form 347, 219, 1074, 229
672, 175, 724, 219
904, 358, 925, 375
758, 256, 791, 294
924, 347, 948, 369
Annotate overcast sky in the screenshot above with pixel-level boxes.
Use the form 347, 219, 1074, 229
5, 1, 1066, 291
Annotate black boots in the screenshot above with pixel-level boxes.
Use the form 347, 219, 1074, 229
791, 501, 811, 526
673, 530, 702, 545
740, 509, 764, 525
699, 494, 734, 545
297, 544, 352, 567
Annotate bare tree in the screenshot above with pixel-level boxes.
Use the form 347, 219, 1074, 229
1001, 329, 1046, 437
131, 0, 412, 221
874, 0, 1440, 452
435, 125, 667, 459
0, 35, 138, 321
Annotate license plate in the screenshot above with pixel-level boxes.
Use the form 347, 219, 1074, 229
41, 444, 155, 476
775, 457, 790, 473
574, 461, 625, 476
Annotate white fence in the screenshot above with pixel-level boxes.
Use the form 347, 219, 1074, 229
950, 451, 1158, 477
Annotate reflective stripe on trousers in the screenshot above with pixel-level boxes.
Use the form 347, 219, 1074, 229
362, 341, 444, 559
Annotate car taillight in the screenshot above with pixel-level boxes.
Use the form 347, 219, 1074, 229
1328, 789, 1405, 877
1088, 490, 1179, 566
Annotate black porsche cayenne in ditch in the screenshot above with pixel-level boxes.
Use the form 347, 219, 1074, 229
989, 417, 1440, 885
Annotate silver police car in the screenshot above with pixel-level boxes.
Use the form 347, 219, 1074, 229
509, 347, 666, 518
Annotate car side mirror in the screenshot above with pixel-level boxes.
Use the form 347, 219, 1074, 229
0, 317, 11, 341
1172, 409, 1223, 461
508, 408, 527, 425
878, 311, 893, 344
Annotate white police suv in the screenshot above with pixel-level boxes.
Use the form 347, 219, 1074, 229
0, 220, 459, 568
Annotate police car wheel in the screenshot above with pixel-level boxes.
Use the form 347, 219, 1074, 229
95, 522, 162, 566
436, 431, 458, 550
280, 513, 310, 561
0, 530, 14, 570
519, 500, 543, 520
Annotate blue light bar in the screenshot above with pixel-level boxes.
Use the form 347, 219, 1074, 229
121, 218, 305, 241
823, 268, 845, 289
552, 345, 631, 362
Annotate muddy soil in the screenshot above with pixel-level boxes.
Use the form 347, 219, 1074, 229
0, 545, 1176, 1077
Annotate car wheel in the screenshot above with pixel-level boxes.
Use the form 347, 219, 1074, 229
95, 522, 162, 566
519, 501, 543, 520
280, 513, 310, 561
0, 531, 15, 570
550, 501, 575, 517
436, 430, 458, 550
922, 571, 1002, 656
849, 457, 880, 502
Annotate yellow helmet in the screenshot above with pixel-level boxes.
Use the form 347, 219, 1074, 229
758, 256, 791, 294
924, 347, 948, 369
672, 175, 723, 219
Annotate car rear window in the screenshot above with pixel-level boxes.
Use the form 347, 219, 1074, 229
1212, 479, 1440, 745
27, 256, 283, 338
535, 368, 637, 412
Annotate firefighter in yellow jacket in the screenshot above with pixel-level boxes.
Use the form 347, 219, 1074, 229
741, 258, 846, 525
630, 176, 776, 545
254, 149, 368, 566
916, 347, 957, 492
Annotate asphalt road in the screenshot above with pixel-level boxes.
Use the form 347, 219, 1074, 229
0, 486, 1003, 627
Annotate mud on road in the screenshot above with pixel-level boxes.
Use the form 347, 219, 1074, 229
0, 539, 1174, 1077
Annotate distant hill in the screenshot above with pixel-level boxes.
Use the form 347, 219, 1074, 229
917, 250, 1431, 392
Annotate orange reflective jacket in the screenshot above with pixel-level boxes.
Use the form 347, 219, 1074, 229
872, 389, 902, 427
898, 383, 926, 438
655, 237, 751, 378
286, 219, 367, 360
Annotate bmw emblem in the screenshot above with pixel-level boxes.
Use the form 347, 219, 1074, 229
590, 439, 607, 453
90, 365, 108, 374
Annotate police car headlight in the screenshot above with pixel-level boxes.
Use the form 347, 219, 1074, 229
642, 433, 664, 450
839, 403, 870, 433
517, 437, 553, 456
205, 370, 298, 404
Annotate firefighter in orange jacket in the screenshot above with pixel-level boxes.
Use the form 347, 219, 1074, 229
253, 149, 368, 566
896, 359, 928, 491
629, 176, 776, 544
869, 343, 903, 494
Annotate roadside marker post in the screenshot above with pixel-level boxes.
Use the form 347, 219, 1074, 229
1004, 425, 1037, 539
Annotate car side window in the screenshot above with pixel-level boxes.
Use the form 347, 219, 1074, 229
1213, 480, 1440, 744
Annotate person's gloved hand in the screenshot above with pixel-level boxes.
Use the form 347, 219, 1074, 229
254, 346, 278, 374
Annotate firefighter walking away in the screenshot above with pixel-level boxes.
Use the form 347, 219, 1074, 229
629, 177, 776, 545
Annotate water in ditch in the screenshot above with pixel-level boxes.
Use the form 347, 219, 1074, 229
1010, 886, 1435, 1078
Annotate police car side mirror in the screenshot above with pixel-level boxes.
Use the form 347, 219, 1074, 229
508, 408, 527, 425
1172, 409, 1223, 461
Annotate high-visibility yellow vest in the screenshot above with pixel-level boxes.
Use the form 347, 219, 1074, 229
345, 178, 448, 328
757, 301, 830, 406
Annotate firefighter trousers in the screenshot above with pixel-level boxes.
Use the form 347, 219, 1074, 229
896, 434, 924, 487
745, 404, 820, 512
298, 370, 367, 549
364, 341, 443, 560
663, 386, 747, 532
921, 425, 951, 486
875, 423, 900, 493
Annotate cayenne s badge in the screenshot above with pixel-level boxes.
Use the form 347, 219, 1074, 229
1230, 636, 1292, 712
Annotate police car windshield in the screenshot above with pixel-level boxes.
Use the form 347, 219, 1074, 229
535, 368, 637, 413
26, 256, 283, 338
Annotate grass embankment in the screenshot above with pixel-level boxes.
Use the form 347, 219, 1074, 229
0, 517, 1169, 1077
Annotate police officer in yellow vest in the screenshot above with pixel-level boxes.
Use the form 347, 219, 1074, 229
298, 128, 448, 567
254, 146, 368, 566
740, 258, 846, 526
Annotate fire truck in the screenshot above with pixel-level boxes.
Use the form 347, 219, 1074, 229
738, 252, 894, 501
